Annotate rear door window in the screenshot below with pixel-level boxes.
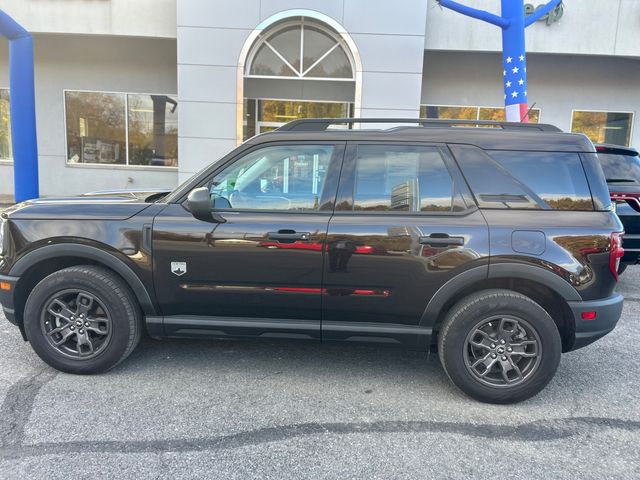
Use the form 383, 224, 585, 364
351, 145, 465, 213
488, 151, 594, 211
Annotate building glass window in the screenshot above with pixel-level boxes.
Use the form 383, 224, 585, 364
571, 111, 633, 147
420, 105, 541, 124
244, 99, 352, 139
248, 21, 354, 80
65, 91, 178, 167
0, 89, 11, 161
127, 94, 178, 167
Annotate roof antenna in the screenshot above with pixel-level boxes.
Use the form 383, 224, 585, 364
521, 102, 537, 123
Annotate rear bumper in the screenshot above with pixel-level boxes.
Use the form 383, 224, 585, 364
568, 293, 624, 351
0, 274, 19, 326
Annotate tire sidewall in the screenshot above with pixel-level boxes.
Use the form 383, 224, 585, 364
24, 268, 135, 374
440, 291, 562, 404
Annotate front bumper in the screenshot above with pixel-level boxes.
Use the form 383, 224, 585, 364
0, 274, 19, 326
568, 293, 624, 350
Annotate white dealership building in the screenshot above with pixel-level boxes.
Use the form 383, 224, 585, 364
0, 0, 638, 199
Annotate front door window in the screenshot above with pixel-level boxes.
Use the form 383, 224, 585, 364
206, 144, 337, 211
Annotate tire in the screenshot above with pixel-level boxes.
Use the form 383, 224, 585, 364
438, 289, 561, 404
23, 265, 142, 374
617, 263, 628, 276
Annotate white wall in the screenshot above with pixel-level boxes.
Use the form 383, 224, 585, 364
425, 0, 640, 58
0, 34, 179, 198
421, 51, 640, 146
176, 0, 430, 181
0, 0, 176, 39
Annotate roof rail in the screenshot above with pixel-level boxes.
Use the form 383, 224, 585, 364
276, 118, 563, 133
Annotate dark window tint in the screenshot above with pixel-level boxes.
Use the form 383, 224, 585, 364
598, 153, 640, 184
489, 151, 593, 211
352, 145, 461, 212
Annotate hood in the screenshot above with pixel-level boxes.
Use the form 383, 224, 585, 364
2, 195, 158, 221
80, 188, 172, 201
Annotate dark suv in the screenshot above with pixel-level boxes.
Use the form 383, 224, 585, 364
0, 119, 624, 404
596, 144, 640, 274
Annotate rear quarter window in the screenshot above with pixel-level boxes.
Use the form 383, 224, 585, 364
488, 151, 594, 211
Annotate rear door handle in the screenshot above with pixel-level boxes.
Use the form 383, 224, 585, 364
419, 234, 465, 247
267, 231, 311, 242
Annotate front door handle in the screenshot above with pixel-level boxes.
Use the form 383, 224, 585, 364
419, 234, 465, 247
267, 231, 311, 242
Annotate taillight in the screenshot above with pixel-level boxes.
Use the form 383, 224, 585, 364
609, 232, 624, 281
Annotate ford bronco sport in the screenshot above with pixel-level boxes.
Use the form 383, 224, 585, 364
0, 119, 624, 404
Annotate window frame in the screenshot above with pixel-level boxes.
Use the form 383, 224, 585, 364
0, 87, 12, 163
181, 140, 347, 215
245, 18, 356, 82
570, 109, 635, 147
333, 141, 476, 217
63, 88, 179, 170
420, 104, 542, 123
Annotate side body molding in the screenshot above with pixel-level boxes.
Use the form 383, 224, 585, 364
419, 262, 581, 327
10, 243, 157, 315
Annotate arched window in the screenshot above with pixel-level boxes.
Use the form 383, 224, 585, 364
246, 20, 354, 80
238, 13, 361, 142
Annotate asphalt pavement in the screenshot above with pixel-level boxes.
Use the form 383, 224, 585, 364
0, 268, 639, 479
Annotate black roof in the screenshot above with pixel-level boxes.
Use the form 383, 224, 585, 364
245, 118, 596, 152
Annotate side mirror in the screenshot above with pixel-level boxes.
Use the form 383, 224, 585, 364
187, 187, 226, 223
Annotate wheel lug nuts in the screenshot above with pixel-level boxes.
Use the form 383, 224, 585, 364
79, 329, 84, 334
70, 326, 75, 330
501, 356, 507, 361
85, 322, 90, 327
500, 339, 506, 344
490, 344, 496, 349
491, 353, 497, 359
507, 347, 513, 352
70, 316, 75, 321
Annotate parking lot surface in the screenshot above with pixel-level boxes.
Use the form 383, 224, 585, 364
1, 269, 639, 479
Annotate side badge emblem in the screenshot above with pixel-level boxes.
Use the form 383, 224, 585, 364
171, 262, 187, 276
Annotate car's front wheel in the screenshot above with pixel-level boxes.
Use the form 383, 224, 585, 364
438, 289, 562, 404
23, 265, 141, 374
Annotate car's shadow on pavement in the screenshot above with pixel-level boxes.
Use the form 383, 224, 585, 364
119, 334, 449, 388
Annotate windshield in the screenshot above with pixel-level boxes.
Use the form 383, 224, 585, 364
598, 153, 640, 184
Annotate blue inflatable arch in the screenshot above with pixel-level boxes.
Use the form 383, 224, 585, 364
0, 10, 39, 202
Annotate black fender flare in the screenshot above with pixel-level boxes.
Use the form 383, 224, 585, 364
10, 243, 157, 316
419, 263, 581, 327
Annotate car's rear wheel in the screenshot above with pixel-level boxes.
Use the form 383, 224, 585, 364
438, 289, 561, 404
23, 265, 141, 374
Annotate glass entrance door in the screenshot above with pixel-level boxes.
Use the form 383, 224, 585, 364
244, 99, 353, 140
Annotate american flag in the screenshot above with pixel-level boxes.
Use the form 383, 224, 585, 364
503, 51, 529, 122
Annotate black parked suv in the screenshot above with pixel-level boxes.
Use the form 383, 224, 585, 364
596, 144, 640, 274
0, 119, 624, 404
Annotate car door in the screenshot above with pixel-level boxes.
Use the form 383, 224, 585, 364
152, 141, 345, 340
322, 142, 490, 347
